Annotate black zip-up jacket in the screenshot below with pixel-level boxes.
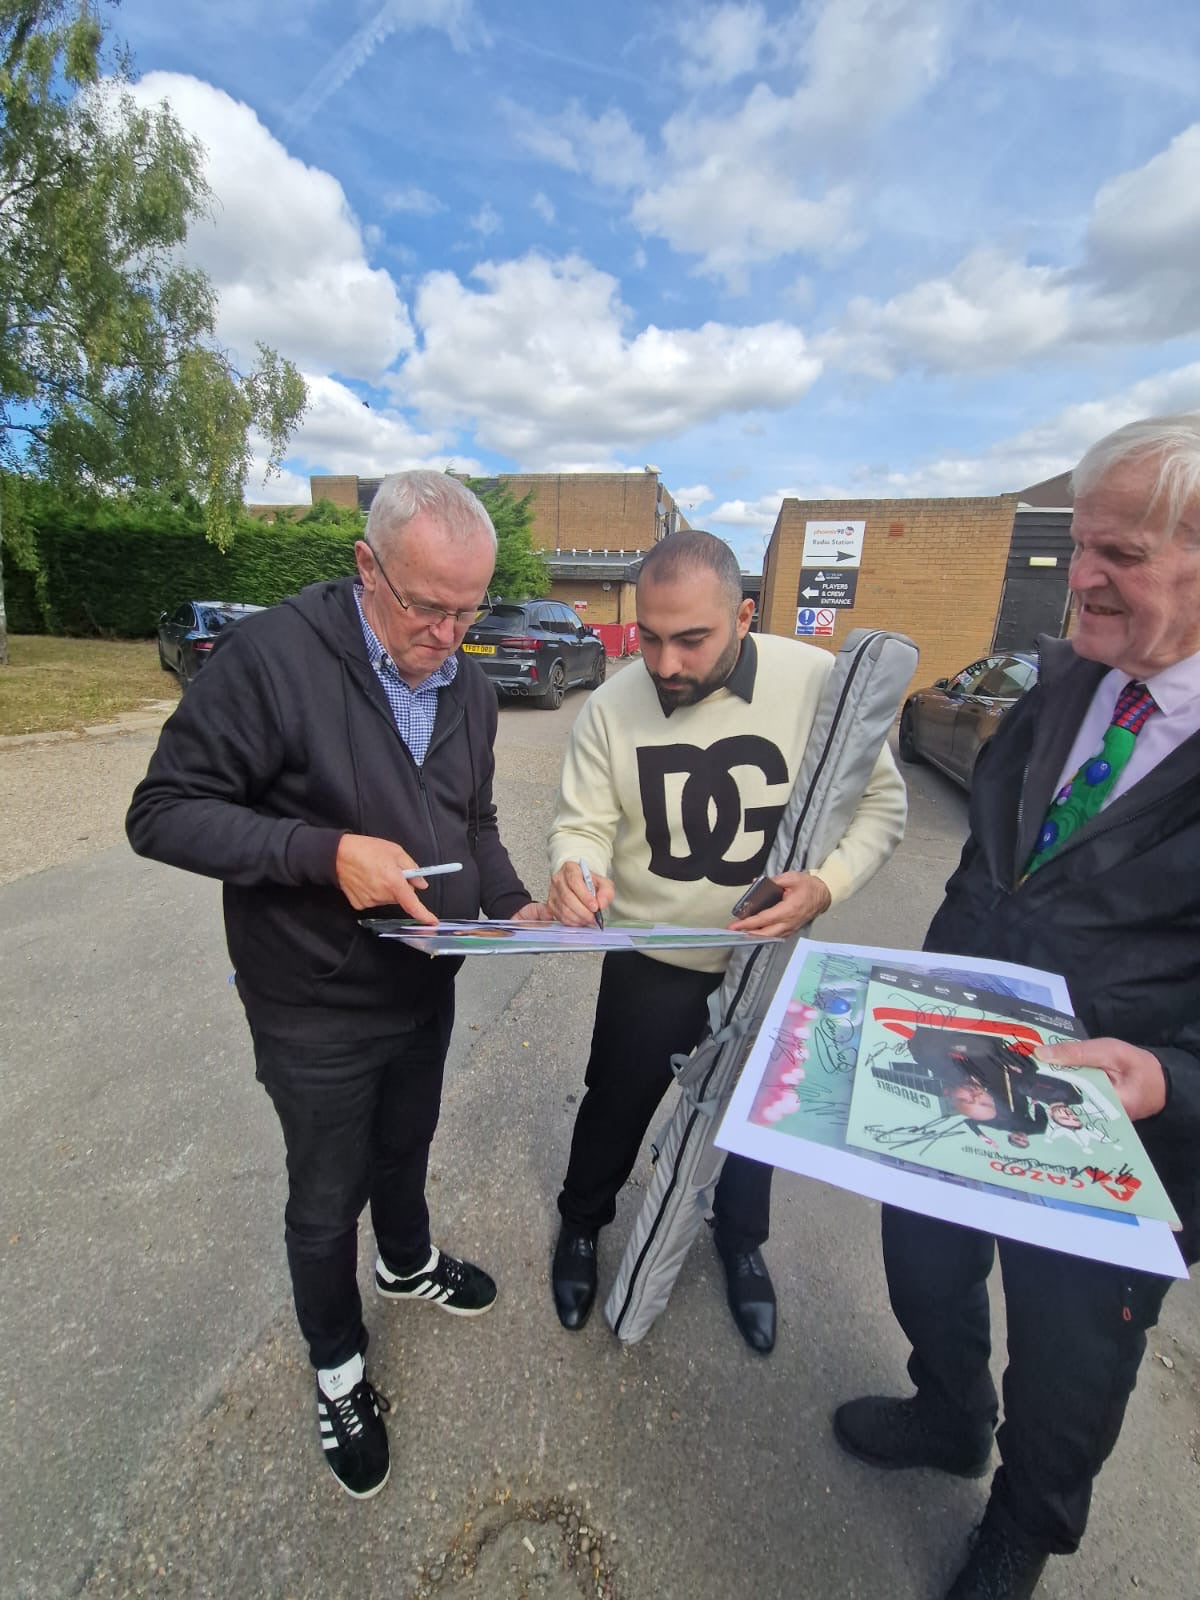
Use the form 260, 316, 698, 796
127, 578, 530, 1039
925, 637, 1200, 1261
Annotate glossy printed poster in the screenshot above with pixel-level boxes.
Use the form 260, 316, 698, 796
715, 938, 1186, 1277
844, 966, 1178, 1226
361, 918, 779, 957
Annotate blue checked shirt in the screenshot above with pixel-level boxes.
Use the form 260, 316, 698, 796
354, 585, 458, 765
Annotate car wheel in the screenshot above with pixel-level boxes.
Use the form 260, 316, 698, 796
589, 649, 607, 688
176, 658, 190, 691
157, 640, 173, 673
538, 661, 567, 710
898, 706, 920, 763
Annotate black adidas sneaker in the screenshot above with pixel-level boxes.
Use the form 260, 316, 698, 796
375, 1246, 497, 1315
315, 1362, 391, 1498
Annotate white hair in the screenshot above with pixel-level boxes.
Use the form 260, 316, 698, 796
1072, 412, 1200, 540
365, 470, 496, 554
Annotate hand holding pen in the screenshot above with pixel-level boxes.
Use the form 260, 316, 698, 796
546, 857, 613, 927
578, 860, 605, 930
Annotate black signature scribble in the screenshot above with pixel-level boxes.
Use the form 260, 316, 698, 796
863, 1117, 971, 1156
812, 1015, 857, 1075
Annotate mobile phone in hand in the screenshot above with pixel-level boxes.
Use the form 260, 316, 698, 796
731, 875, 785, 918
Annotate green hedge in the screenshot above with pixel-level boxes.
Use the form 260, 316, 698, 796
7, 516, 359, 637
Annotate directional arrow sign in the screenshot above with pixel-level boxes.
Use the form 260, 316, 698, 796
802, 518, 866, 568
797, 567, 859, 608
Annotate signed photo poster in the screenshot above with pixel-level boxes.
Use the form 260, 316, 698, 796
718, 938, 1186, 1276
844, 968, 1179, 1227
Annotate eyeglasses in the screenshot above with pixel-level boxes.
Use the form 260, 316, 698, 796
367, 544, 481, 626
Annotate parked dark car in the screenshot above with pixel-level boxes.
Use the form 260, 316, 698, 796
461, 600, 606, 709
898, 651, 1037, 789
157, 600, 264, 687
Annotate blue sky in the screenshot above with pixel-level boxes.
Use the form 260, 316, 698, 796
114, 0, 1200, 564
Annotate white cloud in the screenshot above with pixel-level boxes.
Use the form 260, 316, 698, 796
674, 483, 714, 509
508, 100, 648, 190
799, 0, 951, 132
531, 191, 555, 224
384, 185, 445, 215
676, 3, 770, 89
243, 465, 315, 505
281, 0, 480, 131
828, 122, 1200, 377
637, 0, 953, 283
398, 252, 822, 463
827, 248, 1074, 377
131, 74, 412, 381
632, 161, 858, 292
1081, 124, 1200, 338
518, 0, 954, 284
470, 202, 501, 236
800, 364, 1200, 501
707, 491, 799, 528
245, 372, 482, 500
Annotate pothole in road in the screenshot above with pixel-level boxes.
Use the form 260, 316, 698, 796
412, 1495, 620, 1600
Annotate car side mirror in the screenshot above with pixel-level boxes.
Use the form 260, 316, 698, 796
934, 677, 949, 689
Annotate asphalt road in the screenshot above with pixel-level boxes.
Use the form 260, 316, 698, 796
1, 663, 1196, 1600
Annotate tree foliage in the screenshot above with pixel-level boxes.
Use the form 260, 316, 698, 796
294, 496, 366, 534
468, 478, 550, 600
0, 1, 307, 658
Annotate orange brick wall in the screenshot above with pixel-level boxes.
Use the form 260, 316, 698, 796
547, 582, 626, 623
307, 471, 683, 553
506, 473, 670, 552
308, 475, 361, 510
761, 496, 1019, 693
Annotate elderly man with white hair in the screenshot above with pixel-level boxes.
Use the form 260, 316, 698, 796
128, 470, 549, 1500
833, 414, 1200, 1599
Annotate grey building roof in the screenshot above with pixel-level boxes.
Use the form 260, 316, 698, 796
1014, 470, 1073, 507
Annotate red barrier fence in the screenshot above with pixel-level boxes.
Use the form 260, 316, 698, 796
592, 623, 640, 658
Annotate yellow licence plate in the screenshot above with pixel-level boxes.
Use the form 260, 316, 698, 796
463, 643, 495, 655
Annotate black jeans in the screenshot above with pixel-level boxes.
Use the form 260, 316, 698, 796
253, 998, 454, 1371
881, 1204, 1171, 1553
558, 951, 772, 1254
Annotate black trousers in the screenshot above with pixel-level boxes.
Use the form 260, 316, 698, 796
558, 951, 772, 1254
253, 998, 453, 1371
881, 1204, 1171, 1554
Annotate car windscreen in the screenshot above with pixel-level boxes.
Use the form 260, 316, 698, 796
468, 608, 531, 633
200, 606, 255, 631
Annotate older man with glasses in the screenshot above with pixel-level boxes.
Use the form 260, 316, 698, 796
128, 470, 549, 1501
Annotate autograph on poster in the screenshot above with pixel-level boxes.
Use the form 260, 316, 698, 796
715, 938, 1185, 1277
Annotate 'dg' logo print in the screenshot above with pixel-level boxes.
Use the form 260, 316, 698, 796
637, 735, 789, 885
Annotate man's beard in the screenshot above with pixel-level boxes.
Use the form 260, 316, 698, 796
650, 629, 741, 713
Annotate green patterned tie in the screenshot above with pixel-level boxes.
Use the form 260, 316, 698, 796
1023, 680, 1157, 877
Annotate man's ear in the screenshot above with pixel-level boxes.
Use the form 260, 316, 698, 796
354, 539, 376, 590
736, 597, 755, 637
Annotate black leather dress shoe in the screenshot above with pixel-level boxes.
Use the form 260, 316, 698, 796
943, 1499, 1049, 1600
551, 1224, 598, 1330
719, 1245, 777, 1354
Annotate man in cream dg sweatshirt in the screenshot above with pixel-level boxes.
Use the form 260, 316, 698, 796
546, 530, 907, 1353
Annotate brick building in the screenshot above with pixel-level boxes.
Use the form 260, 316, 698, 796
308, 467, 688, 625
760, 486, 1073, 691
302, 466, 1073, 682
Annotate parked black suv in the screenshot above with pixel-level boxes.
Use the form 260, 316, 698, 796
462, 600, 606, 709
